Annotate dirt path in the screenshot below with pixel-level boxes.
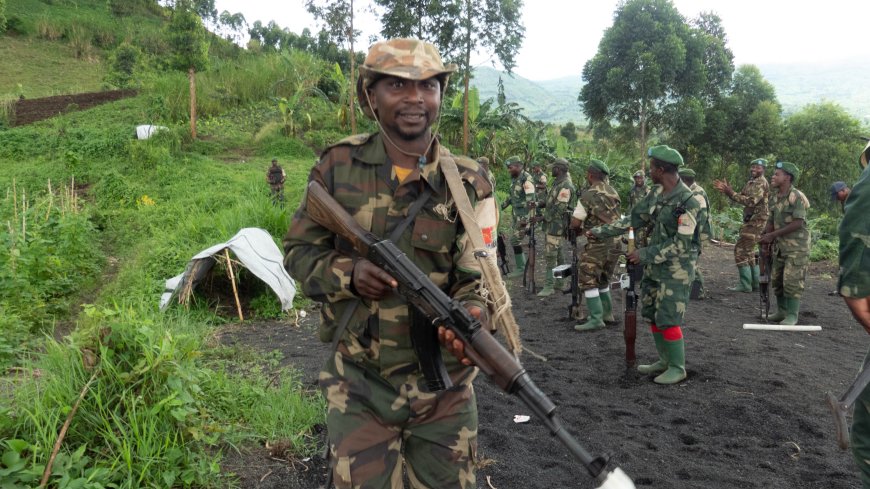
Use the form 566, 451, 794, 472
218, 243, 865, 488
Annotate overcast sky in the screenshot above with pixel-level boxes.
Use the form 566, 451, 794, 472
213, 0, 866, 81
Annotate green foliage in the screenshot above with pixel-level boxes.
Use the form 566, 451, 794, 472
0, 439, 114, 488
105, 42, 141, 89
0, 0, 7, 34
166, 1, 209, 73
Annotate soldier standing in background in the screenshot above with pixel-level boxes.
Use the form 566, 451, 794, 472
679, 168, 711, 299
502, 156, 536, 278
284, 38, 494, 488
840, 141, 870, 488
535, 158, 576, 297
629, 170, 650, 211
571, 159, 621, 331
266, 158, 286, 204
713, 158, 770, 293
587, 146, 702, 385
830, 180, 851, 212
477, 156, 497, 189
531, 161, 548, 217
759, 162, 811, 325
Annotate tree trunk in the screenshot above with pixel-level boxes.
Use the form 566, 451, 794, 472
462, 0, 472, 154
189, 66, 197, 139
638, 104, 647, 171
348, 0, 356, 134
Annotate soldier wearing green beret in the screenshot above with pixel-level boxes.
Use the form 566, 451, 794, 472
679, 168, 712, 299
629, 169, 650, 211
713, 158, 770, 293
843, 140, 870, 487
533, 158, 577, 296
758, 161, 811, 325
587, 145, 704, 385
571, 159, 622, 331
284, 38, 493, 488
502, 156, 536, 277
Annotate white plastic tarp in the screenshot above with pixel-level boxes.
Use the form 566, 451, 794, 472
159, 228, 296, 311
136, 125, 168, 140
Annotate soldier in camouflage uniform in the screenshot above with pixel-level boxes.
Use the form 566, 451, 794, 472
571, 159, 621, 331
501, 156, 536, 278
534, 158, 576, 297
266, 158, 286, 204
842, 141, 870, 488
284, 38, 496, 489
629, 170, 650, 211
588, 146, 703, 385
679, 168, 711, 299
530, 162, 548, 216
476, 156, 496, 189
713, 158, 770, 292
758, 161, 811, 325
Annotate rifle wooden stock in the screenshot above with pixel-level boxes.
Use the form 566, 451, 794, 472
304, 181, 621, 481
758, 243, 772, 320
524, 218, 537, 293
624, 262, 641, 368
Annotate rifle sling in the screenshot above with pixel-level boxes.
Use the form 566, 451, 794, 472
329, 186, 433, 353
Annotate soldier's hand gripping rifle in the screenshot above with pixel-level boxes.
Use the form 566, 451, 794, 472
620, 227, 642, 368
524, 214, 538, 293
304, 181, 635, 489
758, 242, 772, 321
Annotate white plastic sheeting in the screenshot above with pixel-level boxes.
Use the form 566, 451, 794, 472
136, 125, 168, 140
159, 228, 296, 312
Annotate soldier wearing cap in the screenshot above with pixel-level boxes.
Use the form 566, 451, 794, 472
758, 161, 811, 325
629, 169, 650, 211
842, 140, 870, 487
502, 156, 536, 278
570, 159, 621, 331
830, 181, 851, 212
679, 168, 712, 299
587, 145, 703, 385
534, 158, 577, 296
266, 158, 286, 204
284, 38, 496, 489
713, 158, 770, 293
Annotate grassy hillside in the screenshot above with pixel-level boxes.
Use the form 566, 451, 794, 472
472, 66, 586, 124
0, 36, 106, 97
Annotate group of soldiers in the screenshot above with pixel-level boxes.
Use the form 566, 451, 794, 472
496, 149, 822, 385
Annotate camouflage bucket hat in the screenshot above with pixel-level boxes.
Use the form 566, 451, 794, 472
357, 38, 457, 119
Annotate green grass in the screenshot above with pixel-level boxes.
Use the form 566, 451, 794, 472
0, 36, 107, 97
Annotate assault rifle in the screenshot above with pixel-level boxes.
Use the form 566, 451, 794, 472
620, 228, 642, 367
555, 222, 582, 320
524, 215, 538, 293
758, 242, 772, 321
496, 232, 511, 275
304, 181, 635, 489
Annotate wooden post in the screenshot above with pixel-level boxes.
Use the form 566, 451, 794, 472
224, 249, 244, 321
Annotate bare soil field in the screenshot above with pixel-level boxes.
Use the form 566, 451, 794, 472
217, 243, 864, 489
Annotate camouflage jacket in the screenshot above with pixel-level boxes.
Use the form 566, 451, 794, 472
767, 186, 811, 256
506, 170, 536, 217
689, 182, 712, 244
532, 170, 548, 211
838, 164, 870, 298
592, 182, 702, 280
267, 165, 286, 185
577, 180, 621, 229
629, 184, 650, 210
541, 175, 576, 236
729, 175, 769, 225
283, 133, 496, 387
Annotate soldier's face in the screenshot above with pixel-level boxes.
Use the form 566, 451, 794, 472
508, 165, 521, 177
750, 164, 764, 178
649, 163, 664, 184
771, 169, 789, 188
634, 175, 644, 186
368, 76, 441, 141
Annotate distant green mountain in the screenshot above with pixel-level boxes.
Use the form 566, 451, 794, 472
472, 60, 870, 125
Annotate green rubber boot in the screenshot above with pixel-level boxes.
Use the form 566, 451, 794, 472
751, 265, 760, 292
779, 297, 801, 325
507, 251, 526, 278
654, 337, 687, 385
638, 331, 668, 374
575, 295, 605, 331
600, 290, 616, 324
537, 269, 555, 297
766, 295, 787, 322
727, 266, 752, 292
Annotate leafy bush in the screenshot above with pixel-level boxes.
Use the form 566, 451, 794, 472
105, 42, 140, 89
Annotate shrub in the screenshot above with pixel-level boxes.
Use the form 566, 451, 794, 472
106, 42, 141, 89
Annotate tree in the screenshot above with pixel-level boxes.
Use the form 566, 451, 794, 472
217, 10, 247, 44
105, 42, 141, 89
374, 0, 525, 153
579, 0, 732, 167
306, 0, 360, 133
166, 0, 209, 139
560, 122, 578, 142
779, 102, 863, 206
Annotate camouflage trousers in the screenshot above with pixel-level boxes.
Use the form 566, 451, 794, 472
509, 212, 530, 248
320, 351, 478, 489
270, 183, 285, 203
543, 233, 566, 276
577, 238, 619, 290
640, 257, 697, 326
735, 220, 764, 267
771, 249, 808, 299
852, 349, 870, 489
